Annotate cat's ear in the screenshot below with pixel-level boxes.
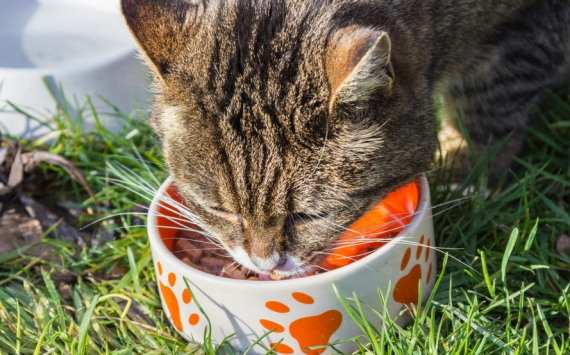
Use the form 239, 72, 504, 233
326, 27, 394, 111
121, 0, 205, 82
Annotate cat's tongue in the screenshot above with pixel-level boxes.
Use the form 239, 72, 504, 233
258, 273, 272, 281
258, 272, 310, 281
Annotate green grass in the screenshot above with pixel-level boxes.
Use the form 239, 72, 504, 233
0, 87, 569, 354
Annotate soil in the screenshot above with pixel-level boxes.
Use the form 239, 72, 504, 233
0, 137, 106, 261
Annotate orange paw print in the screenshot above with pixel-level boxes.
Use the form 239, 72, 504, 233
392, 235, 434, 304
260, 292, 343, 355
156, 261, 200, 332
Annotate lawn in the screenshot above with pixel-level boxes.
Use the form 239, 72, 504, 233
0, 88, 568, 354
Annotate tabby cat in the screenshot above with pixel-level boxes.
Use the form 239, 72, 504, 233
121, 0, 570, 277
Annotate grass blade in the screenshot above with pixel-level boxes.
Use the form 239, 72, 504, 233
77, 294, 101, 355
502, 228, 519, 283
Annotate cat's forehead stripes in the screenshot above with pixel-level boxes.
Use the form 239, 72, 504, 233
164, 1, 335, 222
134, 0, 437, 266
217, 120, 289, 221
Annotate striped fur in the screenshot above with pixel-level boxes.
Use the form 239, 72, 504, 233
122, 0, 570, 274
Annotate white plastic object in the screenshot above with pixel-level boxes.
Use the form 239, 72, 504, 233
0, 0, 150, 138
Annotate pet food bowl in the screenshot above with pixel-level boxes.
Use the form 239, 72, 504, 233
147, 175, 436, 355
0, 0, 150, 138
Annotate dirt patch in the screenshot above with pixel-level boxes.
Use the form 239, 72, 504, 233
0, 137, 92, 258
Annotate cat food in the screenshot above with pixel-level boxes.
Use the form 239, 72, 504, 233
172, 231, 253, 279
170, 181, 419, 280
171, 231, 285, 280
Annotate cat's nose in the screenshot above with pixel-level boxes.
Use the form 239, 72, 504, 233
251, 252, 286, 272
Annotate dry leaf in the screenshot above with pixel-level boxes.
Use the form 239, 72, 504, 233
0, 147, 9, 166
21, 151, 100, 212
557, 234, 570, 257
0, 140, 18, 176
7, 146, 23, 187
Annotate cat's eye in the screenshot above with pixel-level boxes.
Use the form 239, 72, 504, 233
210, 206, 231, 213
208, 206, 243, 225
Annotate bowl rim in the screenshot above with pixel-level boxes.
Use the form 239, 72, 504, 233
147, 174, 431, 288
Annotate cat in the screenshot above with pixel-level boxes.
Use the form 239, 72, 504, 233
121, 0, 570, 277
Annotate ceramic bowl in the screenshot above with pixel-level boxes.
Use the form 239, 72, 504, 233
147, 175, 436, 355
0, 0, 150, 138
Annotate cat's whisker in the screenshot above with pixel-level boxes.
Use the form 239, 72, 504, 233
422, 145, 471, 178
348, 198, 472, 237
105, 155, 479, 277
105, 163, 174, 204
312, 252, 376, 273
294, 184, 355, 207
172, 248, 226, 254
91, 224, 210, 237
318, 215, 433, 250
110, 174, 210, 196
89, 179, 225, 246
107, 180, 202, 227
320, 237, 477, 274
80, 212, 149, 230
304, 198, 480, 274
106, 174, 160, 198
295, 186, 479, 234
164, 236, 223, 245
291, 202, 349, 235
293, 199, 408, 236
107, 154, 164, 168
312, 264, 329, 273
302, 194, 476, 240
212, 252, 233, 259
170, 149, 216, 186
313, 251, 365, 262
132, 145, 163, 187
103, 162, 232, 254
166, 229, 226, 247
105, 179, 160, 205
108, 162, 162, 194
294, 199, 359, 234
87, 217, 217, 242
326, 235, 413, 248
228, 261, 241, 273
329, 238, 458, 252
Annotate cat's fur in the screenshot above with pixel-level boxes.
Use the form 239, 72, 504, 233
121, 0, 570, 276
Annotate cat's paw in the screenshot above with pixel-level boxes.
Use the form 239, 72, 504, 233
260, 292, 343, 355
437, 120, 519, 188
156, 261, 201, 332
392, 235, 434, 305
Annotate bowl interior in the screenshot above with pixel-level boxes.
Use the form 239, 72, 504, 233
152, 179, 422, 279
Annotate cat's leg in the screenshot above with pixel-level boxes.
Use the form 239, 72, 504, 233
439, 10, 569, 185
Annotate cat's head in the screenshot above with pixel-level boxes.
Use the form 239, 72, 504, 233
122, 0, 435, 276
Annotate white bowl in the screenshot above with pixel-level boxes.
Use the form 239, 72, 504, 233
0, 0, 150, 138
147, 175, 436, 355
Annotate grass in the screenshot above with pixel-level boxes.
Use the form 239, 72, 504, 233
0, 87, 569, 354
